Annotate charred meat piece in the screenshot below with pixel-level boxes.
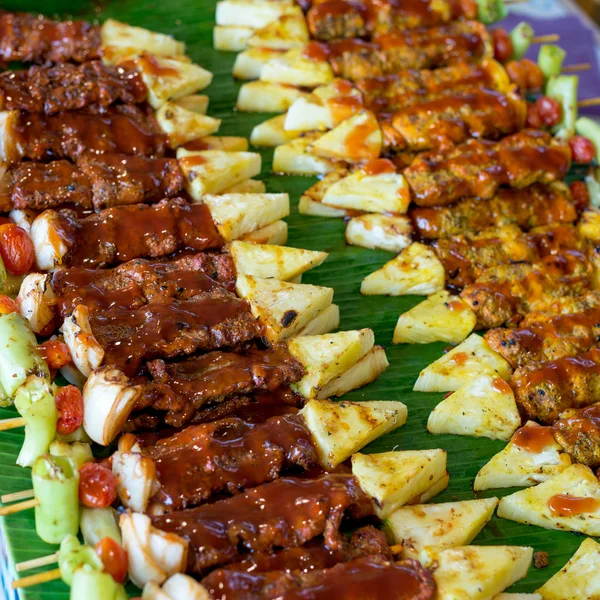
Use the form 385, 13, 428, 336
136, 346, 304, 426
404, 130, 571, 207
554, 403, 600, 468
138, 411, 315, 510
52, 252, 235, 317
0, 62, 146, 114
49, 198, 223, 268
0, 10, 101, 64
11, 105, 166, 162
307, 0, 370, 40
486, 305, 600, 368
410, 183, 578, 240
511, 347, 600, 424
152, 474, 373, 573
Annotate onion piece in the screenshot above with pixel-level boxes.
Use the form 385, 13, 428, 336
17, 273, 56, 334
60, 304, 104, 377
143, 574, 210, 600
30, 210, 70, 270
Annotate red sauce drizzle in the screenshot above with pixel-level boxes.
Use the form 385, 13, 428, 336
548, 494, 600, 517
511, 425, 556, 453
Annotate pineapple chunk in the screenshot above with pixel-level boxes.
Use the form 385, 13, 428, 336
187, 136, 248, 152
240, 220, 288, 245
202, 193, 289, 242
414, 472, 449, 504
413, 333, 512, 393
229, 241, 327, 281
474, 421, 571, 491
495, 596, 542, 600
536, 538, 600, 600
393, 290, 476, 345
310, 111, 382, 162
287, 329, 374, 398
285, 97, 332, 132
233, 48, 284, 80
317, 346, 389, 399
173, 94, 209, 115
236, 275, 333, 342
352, 449, 447, 518
346, 216, 412, 253
386, 497, 499, 559
578, 208, 600, 242
299, 196, 350, 218
427, 374, 521, 441
250, 115, 302, 147
300, 399, 407, 468
237, 81, 308, 113
177, 150, 261, 199
260, 48, 334, 88
497, 464, 600, 536
100, 20, 185, 65
296, 304, 340, 336
248, 12, 309, 50
133, 55, 212, 109
216, 0, 294, 28
273, 136, 336, 176
156, 102, 220, 148
421, 545, 533, 600
213, 25, 254, 52
361, 242, 445, 297
322, 170, 410, 214
221, 179, 266, 194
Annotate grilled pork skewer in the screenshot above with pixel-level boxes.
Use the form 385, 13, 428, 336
554, 404, 600, 468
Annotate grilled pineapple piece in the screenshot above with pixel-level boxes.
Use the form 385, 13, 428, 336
216, 0, 294, 28
177, 150, 261, 199
233, 48, 284, 80
187, 136, 249, 152
237, 81, 308, 113
393, 291, 476, 345
536, 538, 600, 600
248, 12, 308, 50
221, 179, 266, 194
156, 102, 221, 148
273, 136, 337, 176
100, 20, 185, 65
287, 329, 374, 398
173, 95, 209, 115
386, 497, 499, 559
133, 56, 212, 109
260, 48, 334, 88
413, 333, 512, 393
250, 115, 302, 147
300, 399, 407, 468
416, 472, 449, 504
236, 275, 333, 342
240, 220, 288, 245
300, 196, 351, 217
213, 25, 254, 51
497, 464, 600, 536
317, 346, 389, 399
361, 243, 445, 297
346, 215, 411, 253
474, 422, 571, 491
202, 193, 289, 242
229, 241, 327, 281
421, 545, 533, 600
296, 304, 340, 336
494, 595, 542, 600
352, 450, 447, 518
578, 208, 600, 242
285, 97, 332, 132
310, 111, 382, 162
427, 374, 521, 441
322, 171, 410, 214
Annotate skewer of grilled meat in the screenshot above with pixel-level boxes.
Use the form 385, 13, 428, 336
554, 404, 600, 468
0, 61, 146, 115
31, 198, 223, 270
304, 20, 491, 81
306, 0, 476, 40
0, 154, 184, 212
410, 182, 581, 240
152, 473, 373, 573
404, 130, 571, 207
0, 10, 101, 64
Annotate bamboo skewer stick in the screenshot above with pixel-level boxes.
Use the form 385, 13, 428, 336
0, 417, 26, 431
563, 63, 591, 73
16, 552, 59, 573
12, 567, 61, 589
578, 98, 600, 108
1, 489, 35, 503
0, 497, 39, 516
531, 34, 560, 43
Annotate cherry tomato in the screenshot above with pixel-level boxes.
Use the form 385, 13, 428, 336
0, 224, 35, 275
536, 97, 562, 128
570, 180, 591, 211
37, 340, 72, 370
38, 317, 57, 338
79, 462, 117, 508
522, 59, 544, 92
491, 28, 513, 63
55, 385, 84, 435
95, 537, 128, 584
569, 135, 596, 164
0, 294, 19, 315
0, 217, 12, 227
525, 103, 542, 129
